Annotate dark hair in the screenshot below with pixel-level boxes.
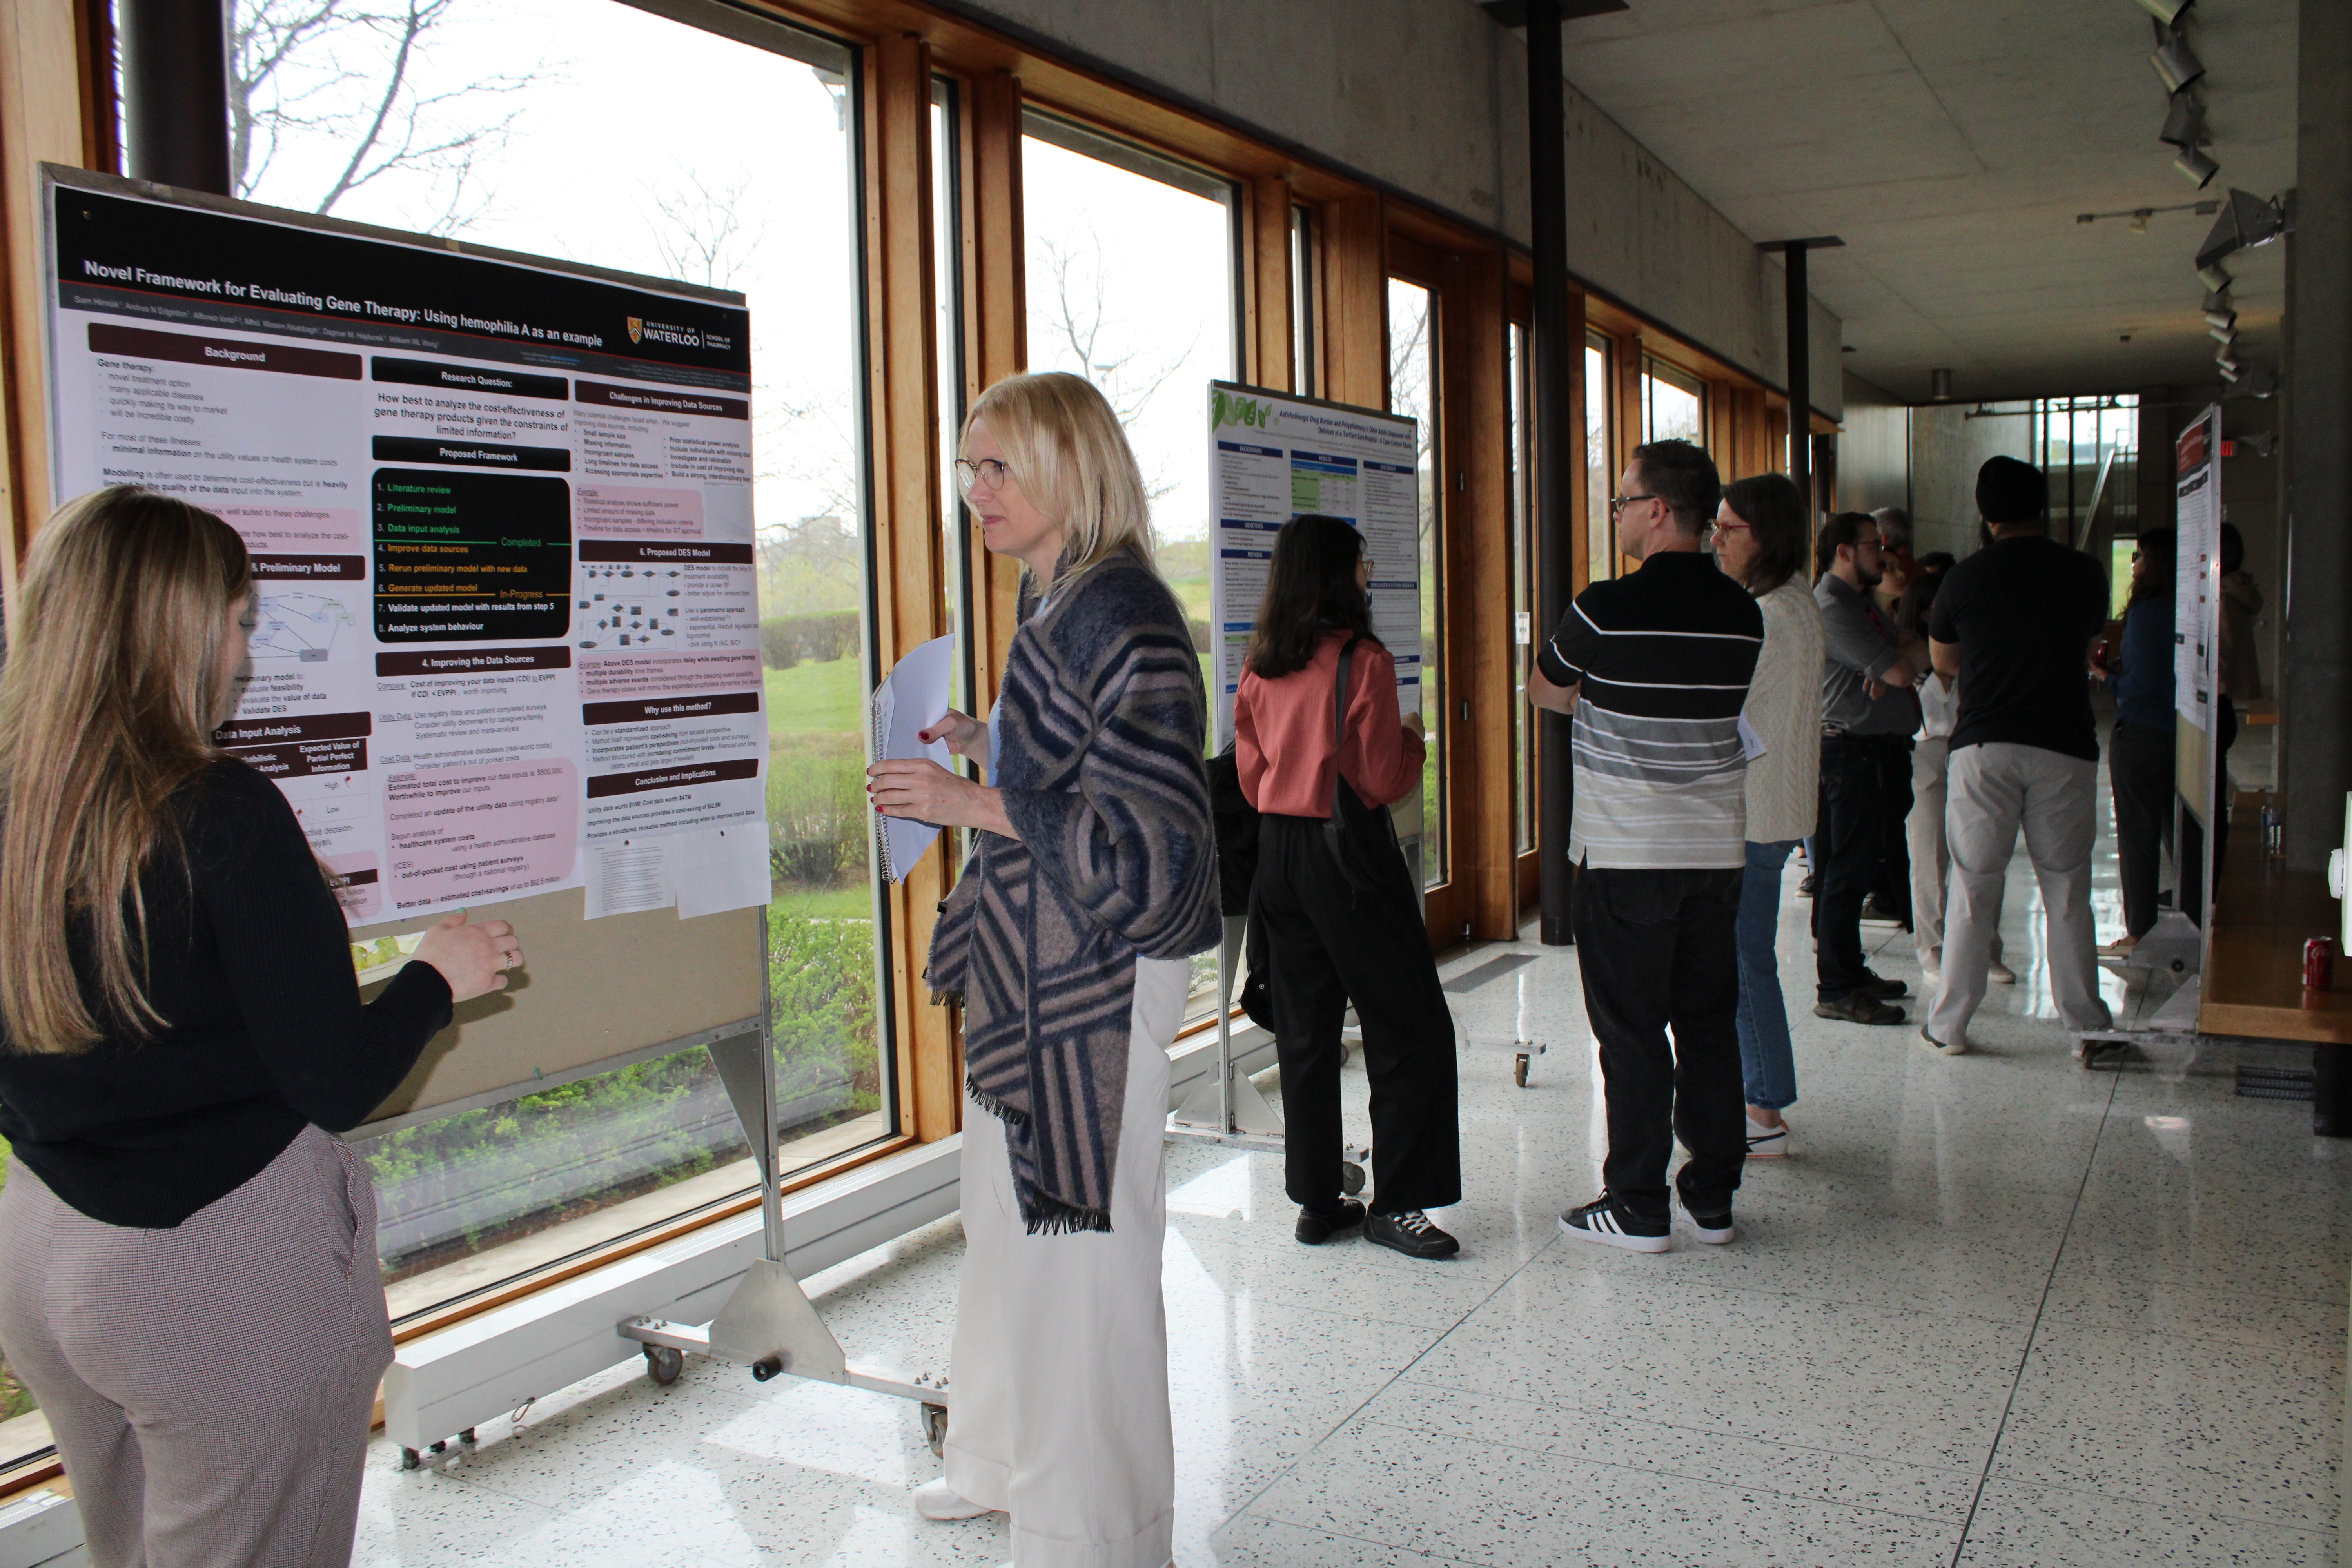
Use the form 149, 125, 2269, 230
1629, 439, 1721, 535
1245, 514, 1376, 679
2126, 527, 2178, 612
1976, 455, 2047, 526
2220, 521, 2246, 575
1917, 550, 1957, 573
1814, 511, 1877, 581
1720, 471, 1807, 594
1896, 561, 1948, 641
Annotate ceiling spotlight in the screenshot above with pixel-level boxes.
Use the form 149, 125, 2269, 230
2131, 0, 2194, 22
2203, 286, 2233, 312
2174, 144, 2220, 187
2238, 429, 2278, 456
2159, 88, 2207, 149
2151, 27, 2206, 94
2198, 188, 2288, 272
2204, 308, 2237, 330
2240, 367, 2279, 398
2210, 325, 2237, 348
2217, 360, 2241, 382
2198, 260, 2234, 292
1929, 368, 1955, 402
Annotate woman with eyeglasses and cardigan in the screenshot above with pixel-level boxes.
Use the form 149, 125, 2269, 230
869, 372, 1220, 1568
0, 487, 523, 1568
1230, 513, 1461, 1259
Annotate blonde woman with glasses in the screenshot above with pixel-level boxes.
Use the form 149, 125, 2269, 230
869, 372, 1220, 1568
0, 488, 522, 1568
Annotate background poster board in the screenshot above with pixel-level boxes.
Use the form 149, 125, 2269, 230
40, 166, 772, 1125
2174, 405, 2221, 825
1205, 382, 1423, 836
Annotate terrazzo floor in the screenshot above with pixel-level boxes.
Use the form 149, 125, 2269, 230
348, 817, 2348, 1567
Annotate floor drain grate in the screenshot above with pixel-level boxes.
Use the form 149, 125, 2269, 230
2236, 1064, 2315, 1102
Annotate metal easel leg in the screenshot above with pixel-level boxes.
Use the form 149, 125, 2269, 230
620, 906, 946, 1447
1171, 915, 1284, 1143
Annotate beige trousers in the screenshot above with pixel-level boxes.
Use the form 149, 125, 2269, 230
1909, 736, 2001, 973
943, 955, 1187, 1568
0, 1126, 392, 1568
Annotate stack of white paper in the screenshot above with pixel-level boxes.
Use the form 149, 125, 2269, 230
870, 635, 957, 883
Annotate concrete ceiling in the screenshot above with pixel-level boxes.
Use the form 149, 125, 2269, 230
1552, 0, 2299, 403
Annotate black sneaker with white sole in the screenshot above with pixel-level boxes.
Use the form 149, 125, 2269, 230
1557, 1192, 1670, 1253
1363, 1209, 1460, 1259
1294, 1198, 1365, 1245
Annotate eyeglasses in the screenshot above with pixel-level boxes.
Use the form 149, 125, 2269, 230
954, 457, 1013, 494
1609, 492, 1660, 519
1711, 518, 1752, 536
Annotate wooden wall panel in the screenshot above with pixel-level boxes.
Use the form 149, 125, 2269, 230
1249, 174, 1292, 392
1319, 192, 1385, 409
1454, 247, 1514, 940
864, 34, 958, 1143
963, 68, 1025, 715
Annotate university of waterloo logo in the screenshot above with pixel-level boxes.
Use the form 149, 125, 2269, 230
626, 317, 643, 345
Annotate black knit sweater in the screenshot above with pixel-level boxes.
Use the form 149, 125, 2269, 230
0, 760, 452, 1227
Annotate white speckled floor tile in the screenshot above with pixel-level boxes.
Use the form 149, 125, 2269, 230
1246, 1419, 1962, 1567
2038, 1263, 2349, 1352
1989, 1319, 2344, 1530
1209, 1514, 1485, 1566
1956, 1479, 2337, 1566
1407, 1265, 2028, 1472
1355, 1381, 1982, 1522
1170, 1224, 1506, 1328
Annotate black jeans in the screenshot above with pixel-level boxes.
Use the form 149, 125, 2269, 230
1869, 737, 1915, 923
1815, 733, 1902, 1000
2109, 720, 2174, 939
1252, 811, 1461, 1215
1570, 864, 1746, 1220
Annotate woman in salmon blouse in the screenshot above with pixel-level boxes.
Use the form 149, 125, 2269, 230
1233, 514, 1461, 1259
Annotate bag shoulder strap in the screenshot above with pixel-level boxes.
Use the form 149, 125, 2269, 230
1330, 633, 1363, 820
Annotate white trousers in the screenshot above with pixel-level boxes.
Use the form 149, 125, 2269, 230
1908, 737, 2001, 973
1927, 742, 2112, 1045
944, 955, 1187, 1568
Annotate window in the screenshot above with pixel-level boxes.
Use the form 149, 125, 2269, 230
1642, 356, 1705, 446
2034, 394, 2139, 543
1585, 334, 1614, 585
1387, 276, 1444, 887
219, 0, 889, 1320
1020, 111, 1237, 1010
934, 78, 978, 865
1290, 205, 1316, 397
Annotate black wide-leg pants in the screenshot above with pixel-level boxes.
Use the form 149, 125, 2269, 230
1250, 811, 1462, 1216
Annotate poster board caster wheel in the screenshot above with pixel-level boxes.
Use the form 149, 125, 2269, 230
921, 1401, 948, 1458
644, 1344, 685, 1386
750, 1354, 784, 1382
400, 1447, 423, 1471
1340, 1161, 1365, 1196
1515, 1053, 1530, 1088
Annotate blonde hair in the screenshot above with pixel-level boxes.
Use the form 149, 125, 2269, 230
965, 371, 1158, 584
0, 487, 252, 1054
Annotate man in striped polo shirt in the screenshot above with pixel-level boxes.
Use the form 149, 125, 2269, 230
1528, 439, 1764, 1252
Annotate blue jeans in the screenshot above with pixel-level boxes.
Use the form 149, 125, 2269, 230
1734, 839, 1800, 1112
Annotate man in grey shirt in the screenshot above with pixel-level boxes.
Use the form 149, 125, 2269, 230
1812, 512, 1922, 1024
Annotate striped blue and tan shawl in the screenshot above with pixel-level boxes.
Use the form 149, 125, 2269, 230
925, 546, 1221, 1234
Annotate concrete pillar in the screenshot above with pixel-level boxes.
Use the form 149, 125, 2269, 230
2283, 0, 2352, 871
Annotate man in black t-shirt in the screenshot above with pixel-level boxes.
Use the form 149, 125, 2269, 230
1921, 456, 2114, 1053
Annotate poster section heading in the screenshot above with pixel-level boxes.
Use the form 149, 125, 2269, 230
1205, 383, 1423, 750
53, 183, 750, 392
45, 172, 770, 927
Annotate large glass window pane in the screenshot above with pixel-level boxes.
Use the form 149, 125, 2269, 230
1387, 277, 1445, 887
1585, 335, 1613, 585
1021, 113, 1236, 1014
1642, 356, 1704, 446
222, 0, 887, 1317
1290, 205, 1316, 398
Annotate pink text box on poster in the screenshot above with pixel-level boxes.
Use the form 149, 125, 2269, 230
383, 759, 579, 913
578, 650, 763, 702
216, 505, 365, 552
577, 486, 704, 539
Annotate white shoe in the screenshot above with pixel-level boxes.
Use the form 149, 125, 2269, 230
1987, 958, 2016, 985
1920, 1027, 1966, 1057
914, 1478, 995, 1521
1744, 1114, 1791, 1159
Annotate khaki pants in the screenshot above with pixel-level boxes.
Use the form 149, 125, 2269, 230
1927, 742, 2112, 1046
943, 955, 1186, 1568
0, 1127, 392, 1568
1909, 736, 2001, 974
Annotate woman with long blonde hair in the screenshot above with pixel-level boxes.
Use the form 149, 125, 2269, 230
868, 372, 1219, 1567
0, 487, 522, 1568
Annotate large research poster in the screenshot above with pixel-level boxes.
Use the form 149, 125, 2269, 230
2174, 405, 2221, 736
1206, 383, 1422, 750
44, 169, 770, 926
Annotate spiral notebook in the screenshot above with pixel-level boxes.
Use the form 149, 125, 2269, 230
869, 633, 958, 883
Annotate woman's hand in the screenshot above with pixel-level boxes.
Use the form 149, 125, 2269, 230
918, 708, 986, 759
867, 758, 1015, 839
412, 911, 523, 1004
